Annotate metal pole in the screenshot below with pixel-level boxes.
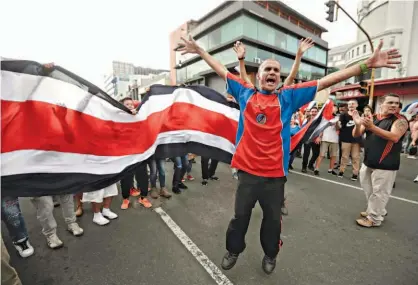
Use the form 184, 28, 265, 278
332, 1, 376, 106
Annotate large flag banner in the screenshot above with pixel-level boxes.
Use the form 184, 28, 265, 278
1, 60, 239, 197
2, 59, 328, 197
290, 99, 336, 153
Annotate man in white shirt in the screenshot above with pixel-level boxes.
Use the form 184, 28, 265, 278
314, 112, 340, 175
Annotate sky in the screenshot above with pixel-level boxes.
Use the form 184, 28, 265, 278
1, 0, 358, 87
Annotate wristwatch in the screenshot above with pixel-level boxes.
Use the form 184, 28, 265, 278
238, 57, 245, 61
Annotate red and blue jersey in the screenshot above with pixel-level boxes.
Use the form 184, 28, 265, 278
226, 72, 318, 177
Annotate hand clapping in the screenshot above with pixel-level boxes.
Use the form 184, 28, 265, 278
352, 110, 362, 125
361, 116, 374, 129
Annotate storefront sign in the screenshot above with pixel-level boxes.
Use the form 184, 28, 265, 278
336, 89, 363, 100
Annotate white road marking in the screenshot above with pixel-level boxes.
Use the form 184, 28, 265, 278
154, 207, 233, 285
289, 170, 418, 205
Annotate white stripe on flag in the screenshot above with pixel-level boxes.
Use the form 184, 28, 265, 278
1, 130, 236, 176
1, 71, 239, 123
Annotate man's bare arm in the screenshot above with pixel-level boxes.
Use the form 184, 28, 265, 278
283, 53, 302, 86
367, 118, 408, 143
232, 41, 252, 84
283, 38, 314, 86
238, 59, 252, 84
317, 40, 401, 92
353, 124, 366, 138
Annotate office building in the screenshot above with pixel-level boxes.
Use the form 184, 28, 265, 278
329, 0, 418, 110
170, 0, 329, 94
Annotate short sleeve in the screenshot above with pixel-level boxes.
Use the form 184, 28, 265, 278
226, 72, 255, 102
282, 80, 318, 113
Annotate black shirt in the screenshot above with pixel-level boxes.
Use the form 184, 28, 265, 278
339, 113, 362, 144
363, 114, 404, 170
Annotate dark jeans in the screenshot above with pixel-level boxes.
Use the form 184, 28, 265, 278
201, 157, 219, 180
1, 196, 29, 242
289, 145, 301, 167
121, 162, 149, 199
302, 142, 320, 169
226, 171, 286, 259
149, 159, 166, 188
171, 156, 188, 188
338, 141, 342, 165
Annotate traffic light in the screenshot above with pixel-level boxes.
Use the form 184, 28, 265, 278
359, 81, 369, 96
325, 1, 336, 22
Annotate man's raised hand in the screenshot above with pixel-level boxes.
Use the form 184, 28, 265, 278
352, 110, 362, 125
297, 38, 314, 55
233, 41, 246, 59
178, 34, 201, 55
365, 40, 401, 69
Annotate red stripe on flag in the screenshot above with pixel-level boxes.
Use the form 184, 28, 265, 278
1, 100, 238, 156
322, 100, 335, 121
290, 120, 313, 151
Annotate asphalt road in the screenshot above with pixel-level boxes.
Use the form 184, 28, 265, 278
2, 156, 418, 285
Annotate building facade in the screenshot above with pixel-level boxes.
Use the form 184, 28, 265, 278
329, 0, 418, 110
170, 1, 329, 94
103, 61, 169, 101
169, 20, 199, 85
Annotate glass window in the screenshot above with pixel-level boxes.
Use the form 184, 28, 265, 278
351, 50, 354, 58
245, 45, 258, 62
273, 54, 293, 75
311, 66, 325, 80
257, 49, 273, 61
208, 28, 221, 49
196, 35, 209, 51
257, 22, 275, 46
286, 35, 298, 54
221, 16, 243, 43
176, 67, 186, 83
390, 36, 395, 47
242, 15, 258, 40
213, 49, 236, 66
298, 63, 312, 81
305, 46, 317, 61
274, 29, 287, 50
363, 44, 366, 53
357, 47, 359, 56
315, 48, 326, 64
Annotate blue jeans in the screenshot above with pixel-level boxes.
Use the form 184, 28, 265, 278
149, 159, 166, 188
186, 159, 193, 174
171, 155, 188, 188
1, 197, 29, 242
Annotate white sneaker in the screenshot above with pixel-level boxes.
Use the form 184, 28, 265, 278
93, 212, 110, 226
407, 155, 417, 159
67, 222, 84, 236
13, 238, 34, 258
414, 175, 418, 183
46, 234, 64, 249
102, 208, 118, 220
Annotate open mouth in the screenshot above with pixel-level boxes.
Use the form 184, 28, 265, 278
266, 76, 276, 85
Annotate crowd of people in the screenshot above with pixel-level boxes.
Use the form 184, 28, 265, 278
290, 99, 418, 181
2, 33, 416, 282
